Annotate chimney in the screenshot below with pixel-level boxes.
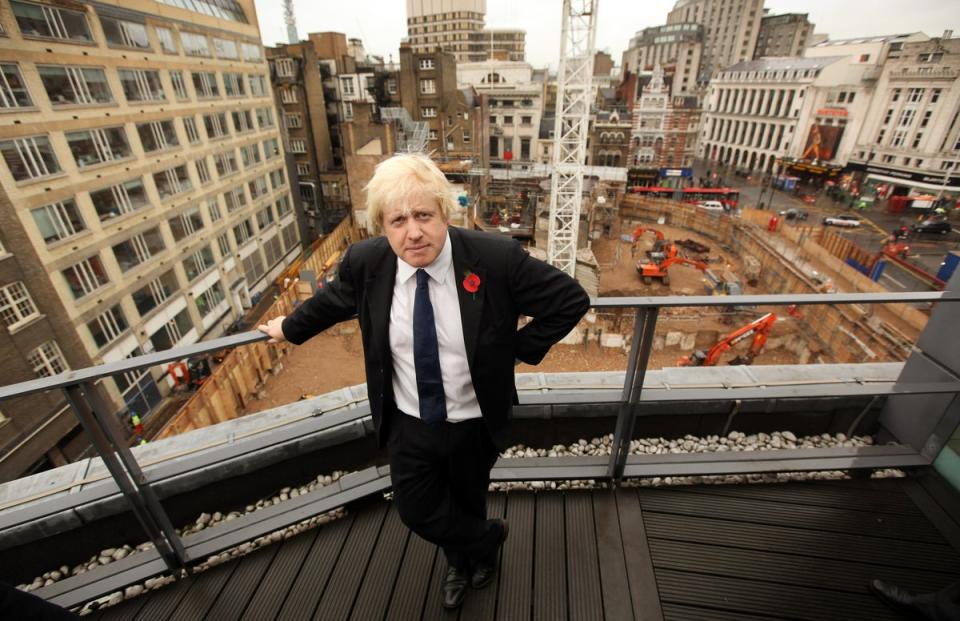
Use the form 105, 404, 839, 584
945, 30, 954, 40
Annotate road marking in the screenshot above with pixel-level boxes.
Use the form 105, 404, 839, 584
882, 273, 906, 288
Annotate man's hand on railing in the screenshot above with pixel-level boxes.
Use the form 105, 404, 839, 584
258, 316, 288, 344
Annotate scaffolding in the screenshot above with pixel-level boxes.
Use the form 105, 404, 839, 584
380, 107, 429, 154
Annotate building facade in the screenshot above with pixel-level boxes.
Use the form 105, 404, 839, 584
405, 0, 524, 62
753, 13, 814, 59
698, 56, 876, 177
845, 35, 960, 202
630, 67, 700, 174
0, 0, 297, 480
667, 0, 764, 84
621, 23, 703, 97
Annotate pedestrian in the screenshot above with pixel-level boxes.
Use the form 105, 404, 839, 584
258, 153, 589, 609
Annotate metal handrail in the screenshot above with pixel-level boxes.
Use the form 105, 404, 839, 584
0, 290, 956, 588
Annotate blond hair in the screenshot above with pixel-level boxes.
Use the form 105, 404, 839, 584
364, 153, 456, 234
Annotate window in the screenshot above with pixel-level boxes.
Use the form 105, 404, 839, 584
883, 108, 893, 125
149, 308, 192, 351
858, 54, 870, 62
223, 72, 246, 97
132, 270, 177, 316
90, 177, 149, 221
504, 115, 513, 125
38, 65, 112, 105
0, 64, 32, 108
0, 282, 39, 329
276, 195, 292, 218
281, 222, 298, 250
241, 249, 264, 282
921, 110, 933, 129
100, 16, 150, 49
1, 135, 60, 181
248, 74, 267, 97
170, 71, 189, 99
280, 87, 298, 104
907, 88, 924, 103
215, 149, 238, 176
216, 231, 230, 256
192, 72, 219, 98
66, 126, 131, 168
207, 198, 222, 222
155, 0, 248, 23
183, 116, 201, 144
419, 58, 435, 70
28, 341, 68, 378
256, 205, 274, 230
196, 282, 225, 317
248, 175, 268, 200
340, 77, 355, 96
181, 31, 211, 57
113, 228, 165, 272
156, 26, 177, 53
62, 254, 109, 299
31, 199, 85, 244
118, 69, 165, 102
343, 102, 353, 119
203, 112, 229, 139
296, 161, 310, 175
286, 113, 302, 128
213, 37, 239, 59
462, 130, 470, 143
153, 164, 192, 198
241, 42, 262, 62
194, 157, 211, 184
931, 89, 942, 104
263, 138, 279, 159
263, 234, 283, 267
275, 58, 295, 77
420, 79, 436, 94
520, 137, 530, 160
289, 139, 306, 153
421, 106, 437, 118
521, 116, 532, 126
11, 1, 92, 43
240, 142, 261, 167
387, 79, 397, 95
136, 120, 179, 153
255, 107, 274, 128
87, 305, 128, 348
223, 185, 247, 212
891, 88, 901, 102
912, 133, 924, 149
891, 129, 907, 148
896, 109, 916, 128
182, 245, 214, 280
428, 129, 438, 141
231, 109, 254, 133
233, 219, 254, 245
269, 167, 285, 189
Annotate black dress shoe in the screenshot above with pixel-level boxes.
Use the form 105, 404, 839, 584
471, 519, 509, 589
869, 579, 935, 620
443, 566, 469, 609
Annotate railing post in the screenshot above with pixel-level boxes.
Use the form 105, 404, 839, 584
62, 382, 189, 575
608, 306, 659, 485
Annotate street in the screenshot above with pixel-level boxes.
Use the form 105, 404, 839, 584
691, 160, 959, 290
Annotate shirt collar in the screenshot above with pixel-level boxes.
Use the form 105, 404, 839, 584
396, 230, 452, 284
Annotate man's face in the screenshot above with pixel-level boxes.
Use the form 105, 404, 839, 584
381, 193, 448, 267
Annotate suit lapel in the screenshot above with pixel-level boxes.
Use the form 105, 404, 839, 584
450, 228, 485, 367
365, 248, 397, 363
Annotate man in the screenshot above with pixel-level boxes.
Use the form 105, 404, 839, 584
259, 153, 589, 609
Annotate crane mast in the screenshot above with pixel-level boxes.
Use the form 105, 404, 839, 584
283, 0, 298, 44
547, 0, 598, 276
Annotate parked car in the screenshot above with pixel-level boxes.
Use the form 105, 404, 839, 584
778, 208, 809, 221
697, 200, 725, 213
822, 214, 862, 228
912, 219, 953, 235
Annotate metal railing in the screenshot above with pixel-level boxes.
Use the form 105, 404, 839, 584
1, 290, 956, 609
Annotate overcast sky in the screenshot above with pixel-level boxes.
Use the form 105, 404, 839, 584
253, 0, 960, 70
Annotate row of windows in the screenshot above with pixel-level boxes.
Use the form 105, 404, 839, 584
1, 109, 275, 183
32, 157, 286, 252
0, 62, 270, 111
10, 1, 256, 56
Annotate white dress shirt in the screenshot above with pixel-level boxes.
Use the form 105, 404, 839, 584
390, 231, 482, 422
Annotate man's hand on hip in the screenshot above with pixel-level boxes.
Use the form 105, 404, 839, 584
257, 316, 287, 344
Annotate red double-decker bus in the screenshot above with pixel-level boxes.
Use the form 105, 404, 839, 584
681, 187, 741, 209
628, 186, 675, 199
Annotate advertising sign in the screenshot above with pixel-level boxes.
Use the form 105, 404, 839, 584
801, 124, 845, 162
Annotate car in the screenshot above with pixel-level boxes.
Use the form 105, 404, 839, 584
778, 208, 809, 221
912, 219, 953, 235
822, 214, 862, 228
697, 200, 725, 212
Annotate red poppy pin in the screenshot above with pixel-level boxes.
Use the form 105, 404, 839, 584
462, 271, 481, 297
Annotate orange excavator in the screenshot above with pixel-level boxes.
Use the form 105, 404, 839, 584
678, 313, 777, 367
636, 256, 708, 286
632, 226, 677, 262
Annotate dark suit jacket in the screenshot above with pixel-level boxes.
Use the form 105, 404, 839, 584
281, 226, 590, 449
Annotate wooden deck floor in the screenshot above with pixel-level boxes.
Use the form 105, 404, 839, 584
88, 475, 960, 620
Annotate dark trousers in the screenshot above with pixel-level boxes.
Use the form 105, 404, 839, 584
387, 410, 500, 570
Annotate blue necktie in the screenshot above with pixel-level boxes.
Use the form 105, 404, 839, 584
414, 269, 447, 423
